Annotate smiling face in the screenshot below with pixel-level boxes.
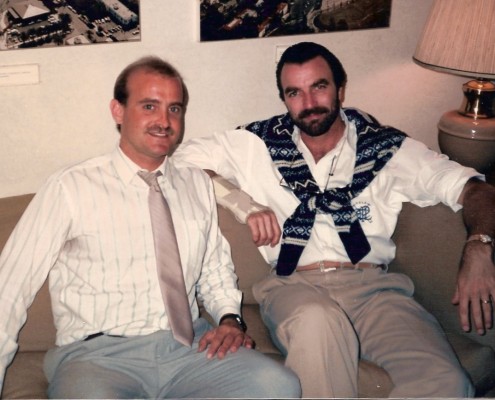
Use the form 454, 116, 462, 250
110, 68, 185, 171
281, 56, 345, 138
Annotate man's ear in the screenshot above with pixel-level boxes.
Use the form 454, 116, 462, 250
110, 99, 124, 125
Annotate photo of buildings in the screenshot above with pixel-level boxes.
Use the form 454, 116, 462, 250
0, 0, 140, 50
200, 0, 392, 41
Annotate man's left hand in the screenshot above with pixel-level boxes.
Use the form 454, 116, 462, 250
197, 321, 254, 359
452, 241, 495, 335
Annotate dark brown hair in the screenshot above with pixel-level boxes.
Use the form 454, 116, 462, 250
276, 42, 347, 101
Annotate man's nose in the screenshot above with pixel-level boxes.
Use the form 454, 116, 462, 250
303, 93, 317, 109
157, 110, 171, 127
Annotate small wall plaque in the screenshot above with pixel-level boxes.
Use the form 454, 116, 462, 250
0, 64, 40, 87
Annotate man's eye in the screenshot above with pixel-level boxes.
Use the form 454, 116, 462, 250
286, 90, 297, 98
143, 104, 155, 110
170, 106, 183, 114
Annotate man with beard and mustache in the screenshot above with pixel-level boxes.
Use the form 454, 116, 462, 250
0, 56, 301, 399
174, 41, 495, 398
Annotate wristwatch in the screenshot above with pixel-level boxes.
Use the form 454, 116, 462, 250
219, 313, 247, 332
467, 234, 494, 246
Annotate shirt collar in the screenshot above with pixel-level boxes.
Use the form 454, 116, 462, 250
111, 146, 168, 186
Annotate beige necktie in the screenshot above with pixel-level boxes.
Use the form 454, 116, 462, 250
138, 170, 194, 347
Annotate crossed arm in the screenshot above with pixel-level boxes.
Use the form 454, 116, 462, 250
204, 170, 281, 247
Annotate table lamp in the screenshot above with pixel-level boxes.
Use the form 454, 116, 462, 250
413, 0, 495, 174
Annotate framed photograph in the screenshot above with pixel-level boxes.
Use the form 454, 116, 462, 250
0, 0, 140, 51
200, 0, 393, 42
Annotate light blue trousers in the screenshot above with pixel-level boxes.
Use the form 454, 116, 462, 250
44, 318, 301, 399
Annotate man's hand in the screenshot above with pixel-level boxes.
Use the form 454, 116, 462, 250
452, 241, 495, 335
454, 178, 495, 334
197, 321, 254, 360
246, 209, 281, 247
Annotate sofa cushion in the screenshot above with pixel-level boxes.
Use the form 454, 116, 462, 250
242, 304, 280, 356
0, 194, 35, 251
217, 207, 271, 304
18, 281, 56, 352
391, 202, 466, 333
447, 333, 495, 397
0, 194, 56, 351
391, 202, 495, 396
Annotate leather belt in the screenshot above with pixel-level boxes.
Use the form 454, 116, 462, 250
84, 332, 124, 341
84, 332, 105, 341
297, 260, 381, 272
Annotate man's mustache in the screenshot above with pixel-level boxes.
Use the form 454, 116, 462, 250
298, 107, 330, 119
146, 125, 173, 136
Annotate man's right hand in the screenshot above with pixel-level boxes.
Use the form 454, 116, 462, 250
246, 209, 281, 247
208, 171, 282, 246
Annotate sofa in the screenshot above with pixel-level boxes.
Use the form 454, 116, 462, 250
1, 193, 495, 398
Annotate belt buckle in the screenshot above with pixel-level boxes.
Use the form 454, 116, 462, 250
319, 260, 337, 272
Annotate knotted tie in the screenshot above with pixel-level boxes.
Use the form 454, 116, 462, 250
138, 170, 194, 347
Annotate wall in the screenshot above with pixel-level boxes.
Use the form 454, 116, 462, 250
0, 0, 467, 197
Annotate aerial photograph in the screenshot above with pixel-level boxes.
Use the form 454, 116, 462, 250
0, 0, 140, 50
200, 0, 392, 41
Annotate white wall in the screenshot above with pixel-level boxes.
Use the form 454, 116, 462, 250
0, 0, 466, 197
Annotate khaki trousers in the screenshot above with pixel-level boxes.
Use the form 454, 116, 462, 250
253, 267, 474, 398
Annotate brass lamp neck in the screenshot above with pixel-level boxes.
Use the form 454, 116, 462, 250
459, 79, 495, 119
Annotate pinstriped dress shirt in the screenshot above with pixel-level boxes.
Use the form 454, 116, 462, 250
0, 147, 241, 384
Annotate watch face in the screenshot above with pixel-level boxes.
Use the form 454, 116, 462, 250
480, 235, 493, 243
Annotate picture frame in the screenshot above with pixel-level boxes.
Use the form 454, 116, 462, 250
0, 0, 140, 51
200, 0, 393, 42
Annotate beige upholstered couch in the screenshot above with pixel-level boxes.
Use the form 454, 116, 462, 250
1, 193, 495, 398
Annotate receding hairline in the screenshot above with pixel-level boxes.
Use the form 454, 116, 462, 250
113, 56, 189, 106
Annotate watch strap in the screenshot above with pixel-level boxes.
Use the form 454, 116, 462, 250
467, 234, 494, 245
219, 313, 247, 332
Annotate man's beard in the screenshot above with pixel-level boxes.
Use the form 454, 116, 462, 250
292, 100, 340, 137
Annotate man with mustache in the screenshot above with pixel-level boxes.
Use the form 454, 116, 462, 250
174, 42, 495, 398
0, 56, 301, 398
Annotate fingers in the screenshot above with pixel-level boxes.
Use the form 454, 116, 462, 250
481, 297, 493, 331
457, 292, 472, 333
247, 210, 281, 247
454, 288, 493, 335
470, 297, 485, 335
198, 329, 232, 359
454, 244, 495, 335
242, 335, 254, 349
471, 296, 493, 335
208, 334, 235, 360
198, 326, 254, 360
197, 330, 213, 353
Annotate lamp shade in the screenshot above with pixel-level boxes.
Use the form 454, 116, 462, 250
413, 0, 495, 79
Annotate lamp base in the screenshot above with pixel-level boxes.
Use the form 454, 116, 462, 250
438, 110, 495, 174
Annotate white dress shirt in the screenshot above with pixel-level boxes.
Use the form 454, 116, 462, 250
0, 147, 241, 387
174, 109, 481, 267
